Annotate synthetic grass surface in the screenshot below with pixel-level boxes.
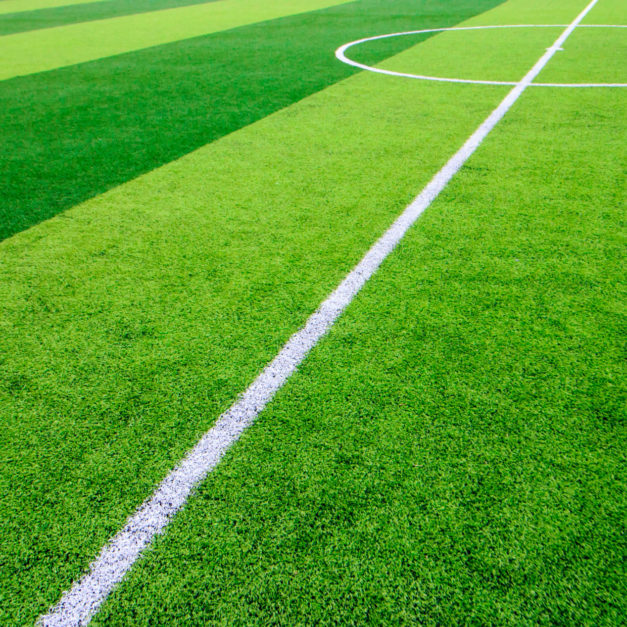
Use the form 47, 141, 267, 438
369, 26, 564, 83
1, 0, 624, 623
468, 0, 593, 24
0, 3, 513, 622
0, 0, 349, 81
0, 0, 105, 16
0, 0, 502, 240
580, 0, 626, 24
536, 26, 627, 85
94, 59, 626, 627
0, 0, 221, 36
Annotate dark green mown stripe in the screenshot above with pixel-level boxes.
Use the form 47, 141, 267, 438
0, 0, 503, 242
0, 0, 220, 36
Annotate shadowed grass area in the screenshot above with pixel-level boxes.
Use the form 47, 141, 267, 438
0, 0, 220, 36
93, 81, 626, 627
0, 0, 503, 241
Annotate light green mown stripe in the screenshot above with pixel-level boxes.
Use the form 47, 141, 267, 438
377, 26, 564, 82
536, 25, 626, 84
537, 0, 627, 84
0, 0, 350, 80
580, 0, 626, 24
465, 0, 590, 25
0, 0, 105, 15
0, 0, 224, 37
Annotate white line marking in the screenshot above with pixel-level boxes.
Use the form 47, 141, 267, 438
336, 24, 627, 87
39, 1, 601, 625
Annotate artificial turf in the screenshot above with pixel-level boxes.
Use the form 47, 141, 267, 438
372, 26, 566, 83
94, 22, 626, 627
0, 0, 221, 36
0, 0, 624, 623
0, 0, 349, 81
0, 0, 502, 241
535, 25, 627, 85
0, 0, 105, 16
0, 1, 517, 622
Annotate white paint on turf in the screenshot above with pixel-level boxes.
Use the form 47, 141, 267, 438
39, 0, 602, 624
336, 24, 627, 87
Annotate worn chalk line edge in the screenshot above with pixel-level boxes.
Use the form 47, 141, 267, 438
336, 24, 627, 87
39, 1, 601, 624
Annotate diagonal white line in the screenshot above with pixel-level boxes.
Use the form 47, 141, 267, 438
39, 1, 600, 624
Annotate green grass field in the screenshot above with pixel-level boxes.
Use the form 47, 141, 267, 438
0, 0, 625, 624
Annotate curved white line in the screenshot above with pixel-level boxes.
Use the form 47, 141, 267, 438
335, 24, 627, 88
